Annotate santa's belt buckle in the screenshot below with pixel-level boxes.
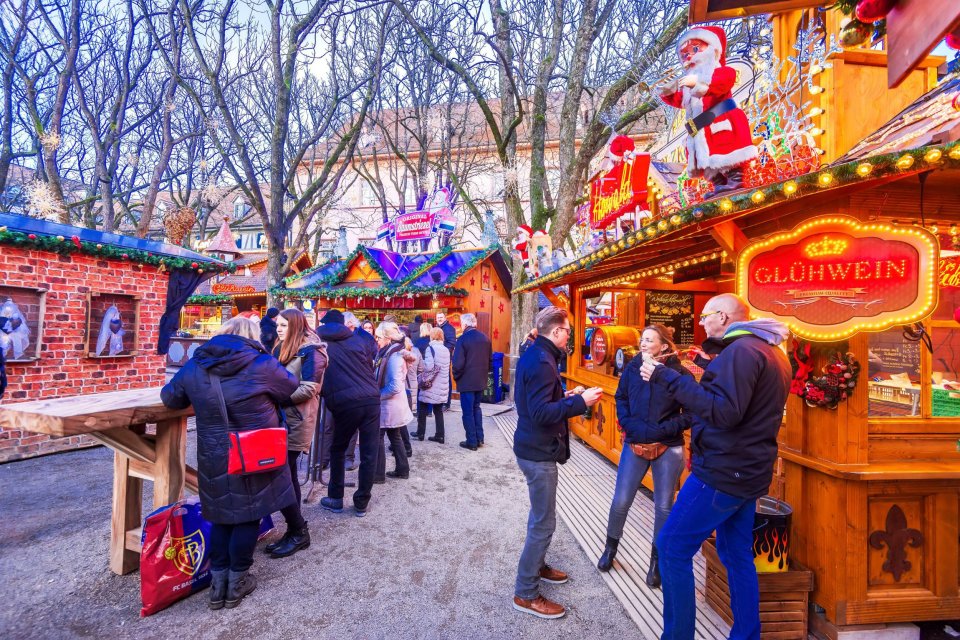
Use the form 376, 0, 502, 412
685, 118, 699, 136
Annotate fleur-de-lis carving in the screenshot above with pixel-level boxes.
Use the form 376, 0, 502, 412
868, 504, 923, 582
595, 401, 605, 437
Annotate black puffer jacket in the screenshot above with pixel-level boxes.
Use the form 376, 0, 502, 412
354, 327, 378, 363
161, 334, 299, 525
316, 322, 379, 410
614, 355, 692, 447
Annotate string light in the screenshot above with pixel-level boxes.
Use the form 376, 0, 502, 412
856, 162, 873, 177
809, 128, 824, 136
720, 199, 734, 212
809, 107, 824, 117
896, 155, 915, 169
783, 181, 799, 195
924, 149, 943, 163
818, 173, 834, 187
950, 147, 960, 160
809, 85, 824, 95
751, 191, 766, 203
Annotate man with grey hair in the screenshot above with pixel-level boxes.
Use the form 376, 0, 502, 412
436, 312, 457, 409
344, 311, 376, 362
452, 313, 492, 450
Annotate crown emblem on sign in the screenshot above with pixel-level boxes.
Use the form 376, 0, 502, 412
803, 236, 848, 258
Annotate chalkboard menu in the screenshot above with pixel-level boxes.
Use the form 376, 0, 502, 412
868, 329, 921, 377
645, 291, 695, 345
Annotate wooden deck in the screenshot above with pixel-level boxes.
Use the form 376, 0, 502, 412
493, 411, 731, 640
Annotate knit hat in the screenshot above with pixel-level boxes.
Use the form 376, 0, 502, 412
677, 25, 726, 65
266, 307, 280, 319
321, 309, 345, 324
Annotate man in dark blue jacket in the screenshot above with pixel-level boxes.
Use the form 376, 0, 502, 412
315, 309, 381, 517
259, 308, 280, 353
451, 313, 492, 450
640, 294, 791, 640
512, 307, 602, 620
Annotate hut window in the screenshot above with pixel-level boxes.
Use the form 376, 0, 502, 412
85, 292, 141, 359
0, 285, 47, 362
867, 328, 921, 417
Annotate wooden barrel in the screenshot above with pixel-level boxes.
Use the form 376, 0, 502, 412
590, 325, 641, 373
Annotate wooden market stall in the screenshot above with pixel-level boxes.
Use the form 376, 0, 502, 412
166, 216, 313, 366
278, 243, 513, 354
514, 75, 960, 637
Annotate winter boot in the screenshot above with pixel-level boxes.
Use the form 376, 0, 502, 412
224, 570, 258, 609
208, 568, 229, 610
597, 536, 619, 572
646, 545, 661, 588
264, 530, 293, 554
269, 523, 310, 559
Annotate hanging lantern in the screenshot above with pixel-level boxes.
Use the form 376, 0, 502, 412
840, 19, 872, 47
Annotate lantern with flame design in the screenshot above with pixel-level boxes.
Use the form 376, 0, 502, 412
753, 496, 793, 573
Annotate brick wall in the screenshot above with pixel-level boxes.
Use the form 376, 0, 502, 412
1, 246, 168, 462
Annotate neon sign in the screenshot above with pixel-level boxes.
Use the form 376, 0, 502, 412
737, 217, 938, 341
939, 256, 960, 288
589, 153, 651, 229
211, 283, 257, 295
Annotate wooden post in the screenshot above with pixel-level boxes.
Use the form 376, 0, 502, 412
110, 452, 142, 575
153, 417, 187, 507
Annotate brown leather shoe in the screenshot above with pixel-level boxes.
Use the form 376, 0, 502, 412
539, 565, 569, 584
513, 594, 566, 619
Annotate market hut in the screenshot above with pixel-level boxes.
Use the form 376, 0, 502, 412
166, 215, 313, 366
0, 212, 227, 461
513, 73, 960, 637
278, 243, 513, 353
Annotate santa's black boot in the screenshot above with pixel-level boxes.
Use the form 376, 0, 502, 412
711, 168, 745, 195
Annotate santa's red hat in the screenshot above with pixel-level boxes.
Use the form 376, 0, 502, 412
677, 25, 727, 65
609, 135, 635, 157
517, 224, 533, 236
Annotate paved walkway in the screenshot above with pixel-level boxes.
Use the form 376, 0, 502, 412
0, 410, 639, 639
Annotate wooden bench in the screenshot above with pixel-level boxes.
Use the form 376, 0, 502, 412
0, 387, 198, 575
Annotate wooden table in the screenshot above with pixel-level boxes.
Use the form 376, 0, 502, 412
0, 387, 199, 574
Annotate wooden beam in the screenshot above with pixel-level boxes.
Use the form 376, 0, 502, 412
110, 452, 142, 575
153, 417, 187, 507
709, 220, 749, 257
887, 0, 960, 88
689, 0, 823, 24
539, 285, 566, 308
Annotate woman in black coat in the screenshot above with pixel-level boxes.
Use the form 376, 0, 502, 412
161, 316, 298, 610
597, 324, 692, 588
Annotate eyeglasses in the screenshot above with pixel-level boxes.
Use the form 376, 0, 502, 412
556, 326, 572, 335
699, 310, 723, 321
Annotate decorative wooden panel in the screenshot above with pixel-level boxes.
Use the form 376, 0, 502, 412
868, 498, 925, 588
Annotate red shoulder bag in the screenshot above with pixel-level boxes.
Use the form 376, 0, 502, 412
210, 373, 287, 475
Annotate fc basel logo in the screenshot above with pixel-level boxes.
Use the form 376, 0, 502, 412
164, 529, 205, 577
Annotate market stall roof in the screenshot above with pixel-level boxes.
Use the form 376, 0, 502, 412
278, 244, 511, 300
513, 76, 960, 294
0, 211, 229, 272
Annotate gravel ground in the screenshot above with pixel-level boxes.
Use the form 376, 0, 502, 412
0, 412, 639, 639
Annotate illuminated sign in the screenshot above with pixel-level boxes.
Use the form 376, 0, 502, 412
939, 256, 960, 289
589, 153, 651, 229
211, 283, 257, 295
394, 211, 435, 242
591, 329, 607, 364
737, 217, 938, 341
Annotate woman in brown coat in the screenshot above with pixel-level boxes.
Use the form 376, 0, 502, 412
267, 308, 327, 559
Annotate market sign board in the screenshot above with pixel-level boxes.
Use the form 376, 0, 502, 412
394, 211, 434, 242
737, 217, 938, 341
211, 283, 257, 295
589, 153, 651, 229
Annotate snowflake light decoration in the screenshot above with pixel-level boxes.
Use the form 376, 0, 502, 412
26, 180, 64, 221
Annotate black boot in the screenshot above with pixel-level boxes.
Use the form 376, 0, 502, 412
269, 523, 310, 559
208, 568, 228, 610
709, 167, 744, 195
264, 530, 293, 554
597, 536, 619, 572
646, 545, 661, 588
224, 570, 258, 608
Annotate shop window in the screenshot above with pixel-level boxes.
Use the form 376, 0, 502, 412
179, 305, 224, 339
0, 285, 46, 362
867, 328, 921, 417
85, 292, 141, 358
931, 326, 960, 417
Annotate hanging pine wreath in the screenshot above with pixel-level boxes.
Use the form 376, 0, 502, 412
789, 340, 862, 409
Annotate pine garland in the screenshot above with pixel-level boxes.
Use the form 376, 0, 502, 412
402, 244, 454, 284
516, 142, 960, 293
0, 226, 234, 273
186, 294, 234, 305
271, 284, 468, 301
284, 255, 339, 284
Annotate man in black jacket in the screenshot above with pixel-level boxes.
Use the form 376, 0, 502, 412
436, 312, 457, 409
451, 313, 492, 450
640, 293, 791, 640
259, 308, 280, 353
512, 307, 602, 619
315, 309, 381, 517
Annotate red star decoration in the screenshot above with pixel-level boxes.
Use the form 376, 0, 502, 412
470, 277, 475, 286
493, 283, 498, 291
493, 328, 499, 339
498, 302, 504, 313
480, 299, 486, 308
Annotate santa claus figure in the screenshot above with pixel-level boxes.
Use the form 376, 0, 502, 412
512, 224, 533, 277
659, 25, 757, 195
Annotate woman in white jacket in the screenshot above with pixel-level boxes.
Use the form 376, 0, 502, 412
373, 322, 413, 480
411, 327, 450, 443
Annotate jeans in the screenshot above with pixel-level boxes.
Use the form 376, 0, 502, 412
514, 457, 558, 599
657, 474, 759, 640
415, 401, 444, 438
459, 390, 484, 446
375, 428, 410, 479
606, 444, 684, 541
328, 403, 380, 510
209, 520, 260, 572
279, 450, 307, 530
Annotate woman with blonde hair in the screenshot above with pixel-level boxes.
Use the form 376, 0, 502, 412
412, 326, 450, 443
373, 322, 413, 480
265, 308, 328, 559
162, 315, 298, 609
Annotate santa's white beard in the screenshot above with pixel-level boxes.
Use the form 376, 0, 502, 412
681, 50, 719, 116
